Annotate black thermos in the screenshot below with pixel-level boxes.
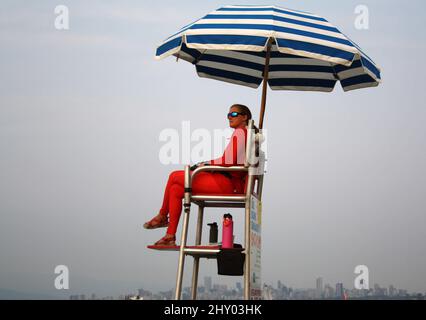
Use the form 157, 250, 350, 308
207, 222, 218, 244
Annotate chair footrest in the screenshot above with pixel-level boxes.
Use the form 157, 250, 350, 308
147, 245, 244, 259
147, 244, 220, 251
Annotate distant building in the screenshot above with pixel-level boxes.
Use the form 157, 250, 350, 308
398, 289, 408, 297
324, 284, 334, 299
204, 276, 212, 292
183, 286, 191, 296
316, 277, 323, 299
373, 283, 387, 297
213, 284, 227, 292
236, 282, 242, 292
137, 288, 153, 299
263, 284, 273, 300
388, 285, 396, 297
335, 283, 344, 299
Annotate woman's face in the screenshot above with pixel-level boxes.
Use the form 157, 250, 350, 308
228, 106, 248, 129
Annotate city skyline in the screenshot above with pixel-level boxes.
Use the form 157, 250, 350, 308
2, 273, 423, 300
66, 276, 424, 300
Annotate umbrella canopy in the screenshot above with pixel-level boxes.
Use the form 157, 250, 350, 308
155, 5, 381, 127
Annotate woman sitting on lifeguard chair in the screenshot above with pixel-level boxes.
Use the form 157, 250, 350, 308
143, 104, 251, 246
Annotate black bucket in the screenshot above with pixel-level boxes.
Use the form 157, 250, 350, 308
217, 245, 245, 276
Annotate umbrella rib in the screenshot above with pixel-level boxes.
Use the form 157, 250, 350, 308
193, 49, 208, 65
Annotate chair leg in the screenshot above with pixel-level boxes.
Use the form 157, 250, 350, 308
191, 206, 204, 300
174, 206, 191, 300
191, 257, 200, 300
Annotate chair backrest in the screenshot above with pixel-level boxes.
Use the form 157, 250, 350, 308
244, 120, 266, 200
245, 120, 266, 176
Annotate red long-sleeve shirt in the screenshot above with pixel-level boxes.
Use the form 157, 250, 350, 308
208, 127, 247, 193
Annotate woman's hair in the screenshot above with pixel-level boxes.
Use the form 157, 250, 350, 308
232, 104, 252, 124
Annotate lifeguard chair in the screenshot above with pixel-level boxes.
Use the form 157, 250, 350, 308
148, 119, 266, 300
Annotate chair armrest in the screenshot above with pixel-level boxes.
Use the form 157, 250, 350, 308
185, 165, 248, 189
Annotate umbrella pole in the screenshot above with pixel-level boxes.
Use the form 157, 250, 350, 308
259, 38, 273, 130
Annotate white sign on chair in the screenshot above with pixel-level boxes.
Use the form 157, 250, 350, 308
250, 195, 262, 300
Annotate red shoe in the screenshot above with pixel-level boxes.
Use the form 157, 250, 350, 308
143, 214, 169, 229
154, 235, 176, 246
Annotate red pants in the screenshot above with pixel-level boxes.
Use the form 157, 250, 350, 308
160, 170, 234, 235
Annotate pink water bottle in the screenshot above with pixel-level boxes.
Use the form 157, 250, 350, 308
222, 213, 234, 249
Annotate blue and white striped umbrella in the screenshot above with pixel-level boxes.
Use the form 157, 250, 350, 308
155, 5, 381, 127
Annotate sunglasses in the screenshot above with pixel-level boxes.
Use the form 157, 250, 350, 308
227, 112, 245, 118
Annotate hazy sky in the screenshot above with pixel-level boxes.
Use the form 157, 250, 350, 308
1, 0, 425, 298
